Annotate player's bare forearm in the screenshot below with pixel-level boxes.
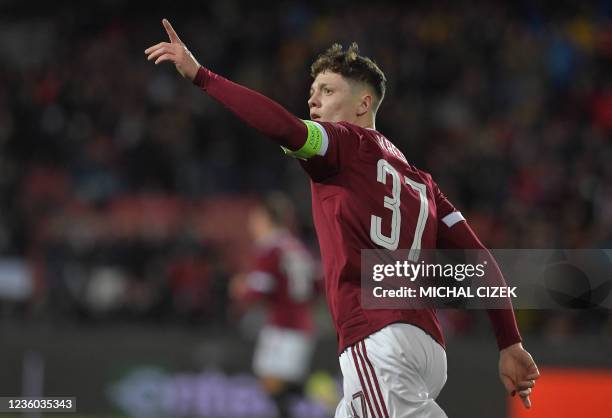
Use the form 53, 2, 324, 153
145, 19, 307, 151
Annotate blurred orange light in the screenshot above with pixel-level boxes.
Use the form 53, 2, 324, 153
509, 367, 612, 418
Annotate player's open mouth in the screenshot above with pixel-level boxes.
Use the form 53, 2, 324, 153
311, 114, 321, 120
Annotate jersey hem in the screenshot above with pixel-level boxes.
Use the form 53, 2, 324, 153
337, 319, 446, 356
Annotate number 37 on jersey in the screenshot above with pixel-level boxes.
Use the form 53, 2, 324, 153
370, 158, 429, 262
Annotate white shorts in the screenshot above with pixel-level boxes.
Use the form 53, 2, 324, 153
253, 325, 314, 382
335, 323, 447, 418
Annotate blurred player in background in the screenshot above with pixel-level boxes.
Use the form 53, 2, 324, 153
146, 19, 540, 417
230, 192, 317, 418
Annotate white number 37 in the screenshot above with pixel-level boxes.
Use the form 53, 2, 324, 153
370, 159, 428, 261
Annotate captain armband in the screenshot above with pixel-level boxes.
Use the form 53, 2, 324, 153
281, 120, 329, 160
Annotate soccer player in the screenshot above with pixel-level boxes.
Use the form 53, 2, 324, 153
145, 19, 540, 417
230, 193, 317, 417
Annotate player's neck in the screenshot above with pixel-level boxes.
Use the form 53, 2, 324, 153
354, 115, 376, 130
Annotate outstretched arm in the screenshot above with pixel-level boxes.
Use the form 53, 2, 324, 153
433, 183, 540, 408
145, 19, 322, 157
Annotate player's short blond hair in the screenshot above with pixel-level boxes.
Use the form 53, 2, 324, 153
310, 42, 387, 112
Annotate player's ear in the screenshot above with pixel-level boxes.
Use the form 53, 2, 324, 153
356, 92, 372, 117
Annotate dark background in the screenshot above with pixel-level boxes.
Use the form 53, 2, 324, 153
0, 1, 611, 417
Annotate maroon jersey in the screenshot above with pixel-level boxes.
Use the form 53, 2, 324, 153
193, 67, 521, 354
300, 122, 464, 353
244, 231, 316, 333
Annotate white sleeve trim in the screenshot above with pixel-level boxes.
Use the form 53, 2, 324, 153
441, 211, 465, 227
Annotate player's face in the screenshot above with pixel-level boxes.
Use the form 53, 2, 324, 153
308, 71, 362, 123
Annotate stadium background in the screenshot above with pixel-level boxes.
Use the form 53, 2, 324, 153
1, 0, 611, 417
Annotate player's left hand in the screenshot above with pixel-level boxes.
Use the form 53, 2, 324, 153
499, 342, 540, 409
144, 18, 201, 81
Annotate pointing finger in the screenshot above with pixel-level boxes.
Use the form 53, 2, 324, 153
162, 18, 182, 44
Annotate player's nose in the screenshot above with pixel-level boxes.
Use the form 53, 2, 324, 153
308, 94, 321, 109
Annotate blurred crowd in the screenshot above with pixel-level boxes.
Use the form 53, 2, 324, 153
0, 1, 611, 338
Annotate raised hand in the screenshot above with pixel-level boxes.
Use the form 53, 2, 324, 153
499, 342, 541, 408
144, 18, 201, 81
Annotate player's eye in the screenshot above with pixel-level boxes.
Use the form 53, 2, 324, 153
323, 87, 332, 95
